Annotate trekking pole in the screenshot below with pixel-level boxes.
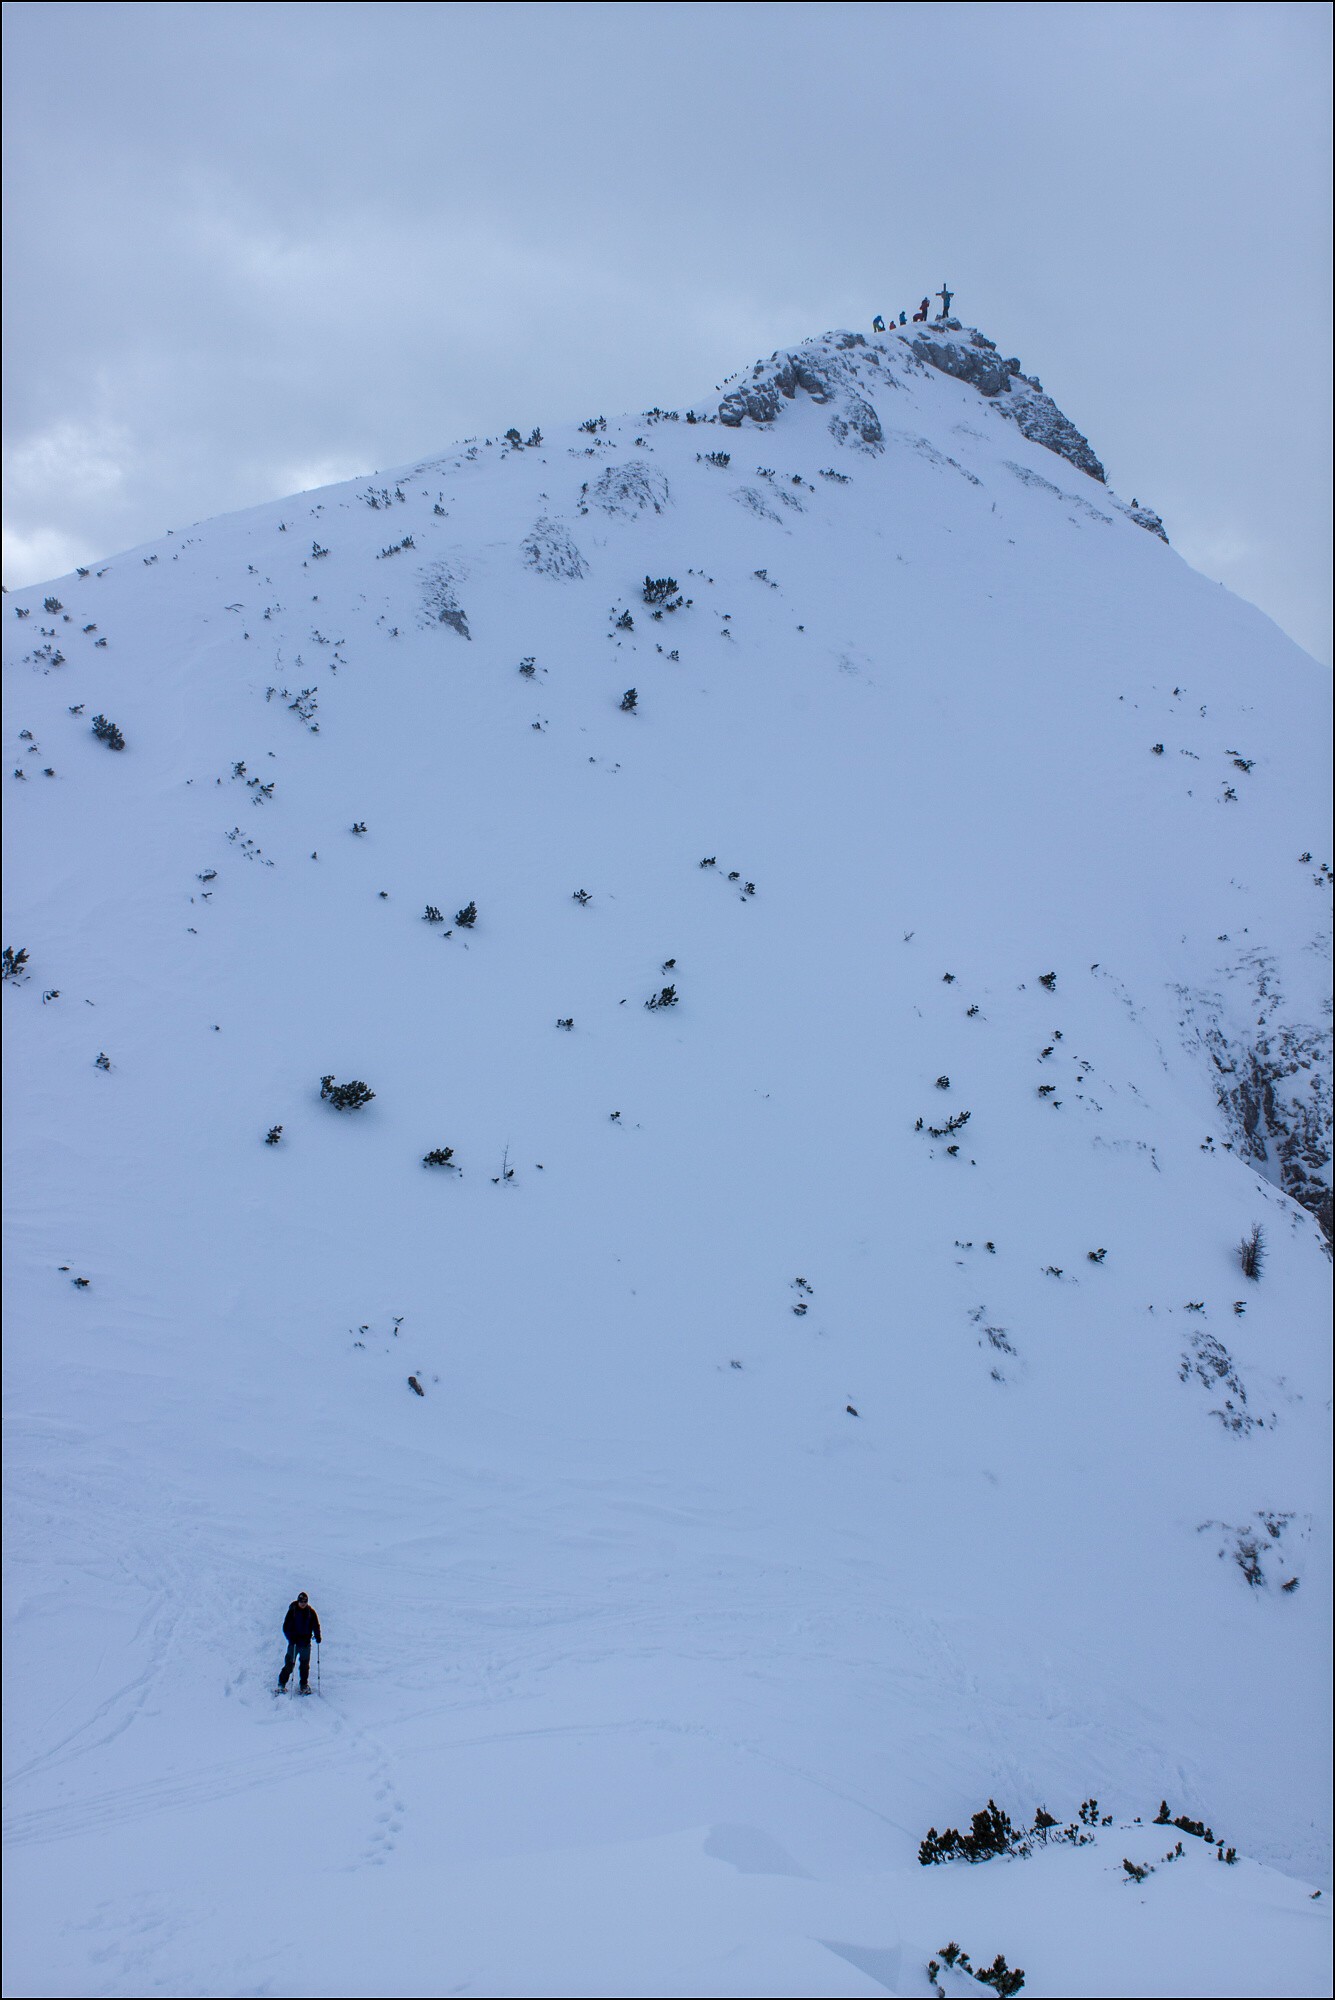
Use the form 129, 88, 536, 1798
317, 1641, 321, 1693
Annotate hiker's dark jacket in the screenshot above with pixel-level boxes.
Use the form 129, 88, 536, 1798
283, 1600, 322, 1645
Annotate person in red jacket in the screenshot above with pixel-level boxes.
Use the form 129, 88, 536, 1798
278, 1591, 322, 1692
912, 297, 930, 322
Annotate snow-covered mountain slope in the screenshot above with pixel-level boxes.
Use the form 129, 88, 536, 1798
3, 323, 1331, 1999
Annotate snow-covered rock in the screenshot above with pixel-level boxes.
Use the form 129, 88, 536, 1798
719, 334, 886, 452
522, 516, 588, 579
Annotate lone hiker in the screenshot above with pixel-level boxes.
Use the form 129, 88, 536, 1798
278, 1591, 322, 1692
936, 282, 954, 319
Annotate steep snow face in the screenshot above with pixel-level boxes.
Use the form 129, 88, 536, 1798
2, 322, 1331, 2000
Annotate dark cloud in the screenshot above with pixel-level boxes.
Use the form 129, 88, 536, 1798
3, 0, 1330, 658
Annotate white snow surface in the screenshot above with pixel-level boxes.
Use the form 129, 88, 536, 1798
3, 324, 1331, 1998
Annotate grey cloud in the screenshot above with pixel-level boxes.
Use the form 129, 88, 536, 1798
2, 0, 1330, 659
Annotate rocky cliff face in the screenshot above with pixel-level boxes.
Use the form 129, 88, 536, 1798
906, 323, 1110, 488
1181, 946, 1334, 1245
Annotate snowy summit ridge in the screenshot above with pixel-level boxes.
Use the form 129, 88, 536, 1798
2, 312, 1331, 2000
716, 321, 1133, 510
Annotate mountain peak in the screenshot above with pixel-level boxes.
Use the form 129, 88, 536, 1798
3, 292, 1329, 1998
715, 319, 1141, 515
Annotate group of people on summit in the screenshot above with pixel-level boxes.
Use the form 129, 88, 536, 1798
873, 284, 954, 334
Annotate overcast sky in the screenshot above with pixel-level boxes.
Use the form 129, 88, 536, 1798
3, 0, 1331, 661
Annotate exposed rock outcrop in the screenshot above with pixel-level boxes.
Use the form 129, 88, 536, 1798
1179, 951, 1332, 1244
1125, 502, 1169, 542
999, 379, 1107, 484
718, 377, 784, 427
586, 460, 669, 517
418, 561, 470, 638
522, 518, 587, 578
906, 327, 1015, 401
1220, 1027, 1332, 1244
719, 337, 884, 452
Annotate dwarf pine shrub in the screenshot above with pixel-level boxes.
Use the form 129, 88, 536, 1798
918, 1800, 1016, 1866
320, 1075, 375, 1111
920, 1797, 1107, 1870
1238, 1223, 1265, 1279
927, 1943, 1025, 1998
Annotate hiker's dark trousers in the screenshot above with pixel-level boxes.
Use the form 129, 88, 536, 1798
279, 1641, 311, 1688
